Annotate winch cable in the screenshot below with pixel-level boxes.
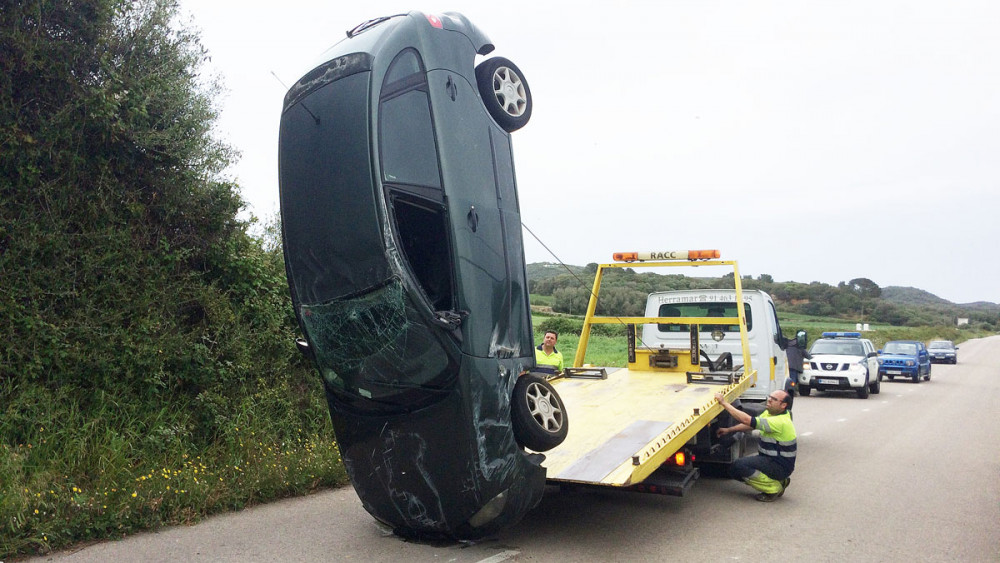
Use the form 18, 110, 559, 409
521, 222, 654, 352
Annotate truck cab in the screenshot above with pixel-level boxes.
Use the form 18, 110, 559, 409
639, 289, 789, 404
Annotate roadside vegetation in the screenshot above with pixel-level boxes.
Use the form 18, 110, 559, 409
0, 2, 346, 558
2, 1, 995, 560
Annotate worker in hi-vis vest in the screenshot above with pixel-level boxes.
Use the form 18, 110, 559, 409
714, 390, 797, 502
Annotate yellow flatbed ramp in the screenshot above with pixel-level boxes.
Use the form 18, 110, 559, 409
543, 368, 752, 487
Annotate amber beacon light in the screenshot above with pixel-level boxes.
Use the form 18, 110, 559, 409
612, 250, 721, 262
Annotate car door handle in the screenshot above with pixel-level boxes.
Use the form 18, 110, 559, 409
467, 206, 478, 232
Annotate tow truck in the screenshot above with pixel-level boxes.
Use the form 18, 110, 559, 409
532, 250, 758, 495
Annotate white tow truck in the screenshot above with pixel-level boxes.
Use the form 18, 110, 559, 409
534, 250, 761, 495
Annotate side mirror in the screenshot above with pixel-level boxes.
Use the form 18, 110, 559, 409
295, 338, 316, 362
795, 330, 807, 348
877, 349, 883, 355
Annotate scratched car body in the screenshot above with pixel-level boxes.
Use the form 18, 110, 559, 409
277, 12, 542, 539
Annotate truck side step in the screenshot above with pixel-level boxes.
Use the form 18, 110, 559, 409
626, 466, 700, 496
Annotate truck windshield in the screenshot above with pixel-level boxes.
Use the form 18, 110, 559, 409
657, 302, 752, 333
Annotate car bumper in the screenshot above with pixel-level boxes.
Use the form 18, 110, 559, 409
800, 371, 867, 390
929, 355, 956, 363
878, 367, 919, 377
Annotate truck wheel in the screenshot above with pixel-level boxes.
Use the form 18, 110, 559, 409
475, 57, 532, 132
870, 377, 881, 394
511, 374, 568, 451
799, 385, 811, 397
857, 380, 870, 399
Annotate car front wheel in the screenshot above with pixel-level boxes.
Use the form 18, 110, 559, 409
799, 385, 811, 397
475, 57, 532, 132
857, 379, 870, 399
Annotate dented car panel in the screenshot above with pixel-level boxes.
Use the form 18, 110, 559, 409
277, 11, 543, 539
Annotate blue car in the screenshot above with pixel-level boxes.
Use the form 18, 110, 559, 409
878, 340, 931, 383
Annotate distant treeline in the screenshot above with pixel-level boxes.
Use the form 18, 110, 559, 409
527, 263, 1000, 331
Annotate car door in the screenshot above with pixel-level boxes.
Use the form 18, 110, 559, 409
918, 342, 930, 374
863, 340, 879, 380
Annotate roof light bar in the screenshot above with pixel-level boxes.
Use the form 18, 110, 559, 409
612, 250, 721, 262
822, 332, 862, 339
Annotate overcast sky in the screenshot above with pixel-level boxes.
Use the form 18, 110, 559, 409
179, 1, 1000, 305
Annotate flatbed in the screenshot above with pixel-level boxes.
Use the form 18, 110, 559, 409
534, 251, 756, 493
545, 367, 750, 487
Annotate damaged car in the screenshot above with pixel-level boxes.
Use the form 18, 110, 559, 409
277, 11, 561, 539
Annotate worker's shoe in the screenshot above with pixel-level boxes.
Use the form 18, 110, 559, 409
755, 492, 781, 502
776, 478, 790, 498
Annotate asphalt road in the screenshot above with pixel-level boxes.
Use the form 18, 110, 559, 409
32, 336, 1000, 562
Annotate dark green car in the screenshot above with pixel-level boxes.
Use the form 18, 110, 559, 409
278, 11, 560, 539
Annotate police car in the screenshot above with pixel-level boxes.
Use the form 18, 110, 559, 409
799, 332, 880, 399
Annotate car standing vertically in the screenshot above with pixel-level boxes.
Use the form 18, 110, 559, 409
927, 340, 959, 364
878, 340, 932, 382
277, 11, 554, 540
799, 332, 880, 398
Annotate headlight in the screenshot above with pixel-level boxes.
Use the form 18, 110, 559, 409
905, 360, 915, 366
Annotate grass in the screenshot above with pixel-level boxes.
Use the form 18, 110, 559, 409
0, 379, 348, 559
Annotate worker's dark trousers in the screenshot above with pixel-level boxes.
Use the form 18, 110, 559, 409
731, 455, 791, 494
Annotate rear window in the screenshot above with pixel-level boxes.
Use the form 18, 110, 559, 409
657, 302, 752, 333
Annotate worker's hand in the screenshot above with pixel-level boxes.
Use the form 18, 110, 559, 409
714, 392, 726, 404
717, 426, 732, 438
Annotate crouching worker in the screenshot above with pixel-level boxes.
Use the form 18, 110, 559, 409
534, 330, 564, 375
714, 390, 796, 502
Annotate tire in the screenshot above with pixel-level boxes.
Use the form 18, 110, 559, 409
857, 379, 870, 399
912, 372, 920, 383
475, 57, 532, 132
870, 377, 881, 395
799, 385, 811, 397
511, 374, 568, 451
888, 375, 895, 381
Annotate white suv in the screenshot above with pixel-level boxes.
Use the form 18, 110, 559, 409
799, 332, 880, 399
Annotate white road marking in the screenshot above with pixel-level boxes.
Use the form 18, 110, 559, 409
801, 431, 814, 437
477, 550, 522, 563
837, 418, 847, 422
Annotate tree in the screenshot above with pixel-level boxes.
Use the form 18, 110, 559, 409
847, 278, 882, 322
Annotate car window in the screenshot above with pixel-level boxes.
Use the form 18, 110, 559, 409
379, 49, 441, 188
929, 341, 953, 349
810, 339, 862, 356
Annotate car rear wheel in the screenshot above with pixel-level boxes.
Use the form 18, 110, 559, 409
475, 57, 532, 132
511, 373, 568, 451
